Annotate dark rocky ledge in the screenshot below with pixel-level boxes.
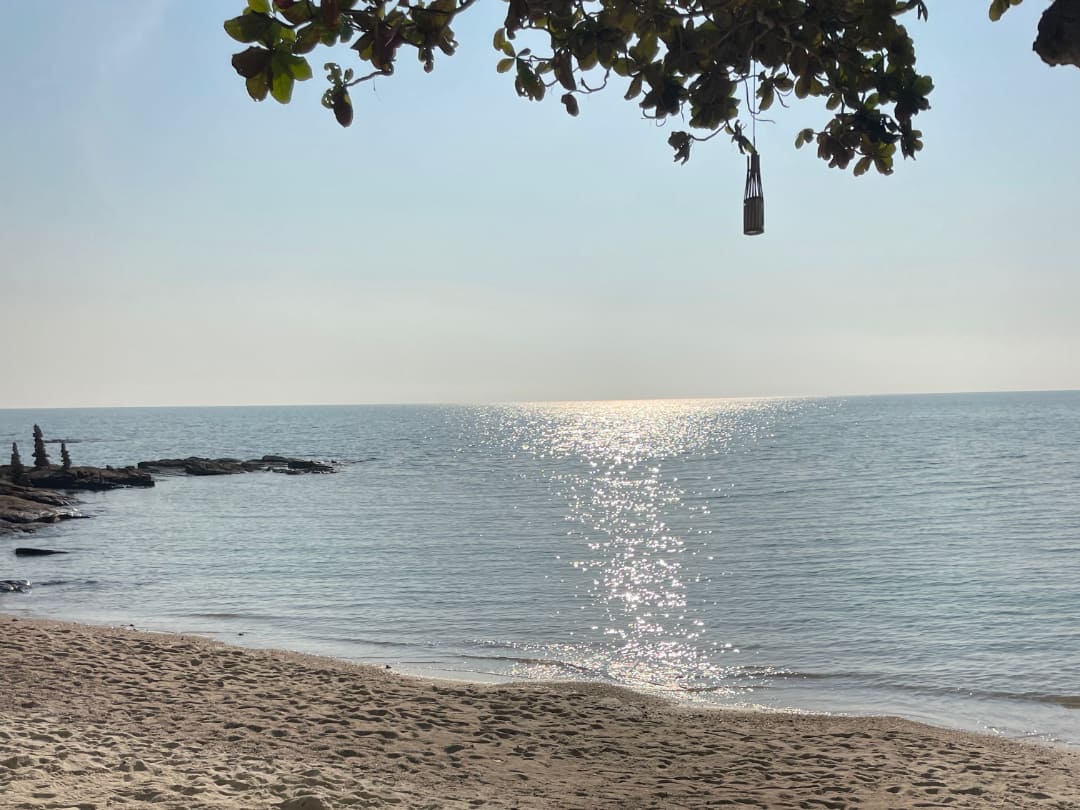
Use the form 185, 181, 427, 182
137, 455, 335, 476
0, 481, 83, 537
27, 466, 154, 491
2, 455, 336, 538
0, 465, 154, 493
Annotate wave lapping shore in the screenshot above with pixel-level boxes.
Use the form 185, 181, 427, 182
1, 617, 1077, 809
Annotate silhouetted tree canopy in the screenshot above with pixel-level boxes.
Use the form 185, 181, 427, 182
225, 1, 1076, 175
61, 442, 72, 472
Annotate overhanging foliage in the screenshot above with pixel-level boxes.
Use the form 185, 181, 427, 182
225, 1, 1044, 176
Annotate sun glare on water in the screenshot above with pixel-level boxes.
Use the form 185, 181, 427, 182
480, 398, 797, 695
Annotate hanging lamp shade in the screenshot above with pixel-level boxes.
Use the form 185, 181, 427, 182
743, 152, 764, 236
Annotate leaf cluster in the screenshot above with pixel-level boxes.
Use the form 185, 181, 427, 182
224, 1, 1024, 175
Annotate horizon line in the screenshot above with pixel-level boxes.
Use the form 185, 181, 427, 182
0, 387, 1077, 411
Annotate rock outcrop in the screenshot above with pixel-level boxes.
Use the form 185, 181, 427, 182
138, 455, 335, 476
25, 466, 154, 491
137, 457, 250, 476
0, 482, 82, 536
2, 453, 334, 537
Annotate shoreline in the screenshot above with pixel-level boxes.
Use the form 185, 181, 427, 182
6, 597, 1079, 751
2, 615, 1078, 809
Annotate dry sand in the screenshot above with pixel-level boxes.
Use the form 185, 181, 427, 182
0, 616, 1077, 809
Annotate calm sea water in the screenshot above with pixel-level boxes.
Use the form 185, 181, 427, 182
2, 393, 1078, 746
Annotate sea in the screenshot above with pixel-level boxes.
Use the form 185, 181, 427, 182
1, 393, 1078, 747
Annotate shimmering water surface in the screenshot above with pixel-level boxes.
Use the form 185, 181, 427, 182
2, 393, 1078, 745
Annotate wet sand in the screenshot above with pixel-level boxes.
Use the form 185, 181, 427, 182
1, 615, 1077, 809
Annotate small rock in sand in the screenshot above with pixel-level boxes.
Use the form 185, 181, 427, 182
280, 796, 332, 810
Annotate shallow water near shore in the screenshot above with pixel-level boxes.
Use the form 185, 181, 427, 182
2, 393, 1078, 746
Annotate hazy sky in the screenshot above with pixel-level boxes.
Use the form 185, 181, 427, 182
2, 2, 1077, 407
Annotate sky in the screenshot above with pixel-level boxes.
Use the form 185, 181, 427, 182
1, 2, 1078, 408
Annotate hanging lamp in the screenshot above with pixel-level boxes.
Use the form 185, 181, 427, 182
743, 151, 764, 236
743, 36, 764, 237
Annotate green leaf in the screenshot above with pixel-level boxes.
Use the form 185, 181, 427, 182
248, 0, 271, 13
224, 13, 273, 43
496, 57, 515, 74
759, 86, 774, 112
554, 51, 576, 90
279, 1, 313, 24
561, 92, 579, 116
631, 30, 658, 62
288, 55, 312, 81
293, 25, 319, 54
333, 88, 353, 126
270, 64, 295, 103
513, 64, 545, 101
853, 156, 872, 176
794, 73, 811, 99
794, 127, 815, 148
231, 46, 271, 79
246, 72, 269, 101
493, 28, 515, 57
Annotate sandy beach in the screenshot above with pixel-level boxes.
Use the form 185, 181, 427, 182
0, 616, 1077, 809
